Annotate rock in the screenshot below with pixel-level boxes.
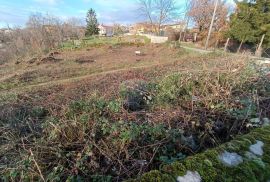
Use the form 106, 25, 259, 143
262, 118, 270, 126
135, 51, 145, 56
122, 80, 151, 112
232, 68, 238, 72
250, 118, 261, 124
218, 151, 243, 167
249, 140, 264, 156
181, 135, 198, 150
177, 171, 201, 182
247, 118, 261, 127
135, 51, 141, 55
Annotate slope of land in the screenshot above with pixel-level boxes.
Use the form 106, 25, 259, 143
1, 37, 270, 181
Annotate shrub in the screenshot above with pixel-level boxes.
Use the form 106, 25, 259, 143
120, 81, 153, 111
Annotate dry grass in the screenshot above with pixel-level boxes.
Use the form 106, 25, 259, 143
0, 43, 196, 92
1, 42, 270, 181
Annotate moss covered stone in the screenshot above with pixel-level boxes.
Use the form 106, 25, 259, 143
140, 170, 175, 182
130, 126, 270, 182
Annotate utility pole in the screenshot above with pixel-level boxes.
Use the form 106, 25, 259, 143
204, 0, 219, 50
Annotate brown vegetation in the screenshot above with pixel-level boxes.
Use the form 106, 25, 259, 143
0, 14, 84, 65
2, 40, 269, 181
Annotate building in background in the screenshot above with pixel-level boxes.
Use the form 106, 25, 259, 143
129, 22, 157, 35
164, 23, 185, 31
98, 24, 114, 36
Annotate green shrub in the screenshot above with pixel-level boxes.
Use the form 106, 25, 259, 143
120, 81, 153, 111
155, 73, 182, 105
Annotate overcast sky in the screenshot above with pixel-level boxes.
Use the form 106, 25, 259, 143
0, 0, 236, 28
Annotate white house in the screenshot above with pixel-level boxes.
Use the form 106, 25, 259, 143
98, 24, 114, 37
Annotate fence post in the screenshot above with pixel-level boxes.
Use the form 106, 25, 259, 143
237, 40, 243, 53
205, 0, 219, 50
224, 38, 230, 52
255, 34, 265, 57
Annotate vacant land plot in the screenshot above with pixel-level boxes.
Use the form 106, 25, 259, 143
0, 42, 194, 92
1, 38, 270, 181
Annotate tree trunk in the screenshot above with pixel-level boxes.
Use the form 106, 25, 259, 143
179, 31, 183, 43
183, 18, 190, 41
237, 40, 243, 53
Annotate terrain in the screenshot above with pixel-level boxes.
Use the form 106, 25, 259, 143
1, 36, 270, 181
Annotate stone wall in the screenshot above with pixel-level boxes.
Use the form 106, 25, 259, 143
128, 126, 270, 182
140, 34, 168, 44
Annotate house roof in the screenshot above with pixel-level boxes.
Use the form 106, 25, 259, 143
99, 24, 113, 28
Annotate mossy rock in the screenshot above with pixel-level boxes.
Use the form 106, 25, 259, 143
129, 126, 270, 182
130, 170, 174, 182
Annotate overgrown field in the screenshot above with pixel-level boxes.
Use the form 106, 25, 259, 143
0, 37, 192, 92
0, 38, 270, 181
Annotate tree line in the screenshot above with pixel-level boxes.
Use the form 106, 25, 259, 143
138, 0, 270, 52
228, 0, 270, 53
1, 0, 270, 64
0, 14, 85, 64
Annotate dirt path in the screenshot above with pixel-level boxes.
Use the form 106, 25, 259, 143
181, 45, 213, 54
0, 63, 164, 96
181, 44, 270, 62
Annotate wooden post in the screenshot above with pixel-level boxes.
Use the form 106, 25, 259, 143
224, 38, 230, 52
255, 34, 265, 57
237, 40, 243, 53
205, 0, 219, 50
179, 29, 183, 43
214, 39, 219, 51
193, 33, 198, 42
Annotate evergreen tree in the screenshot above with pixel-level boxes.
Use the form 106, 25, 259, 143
228, 0, 270, 47
85, 8, 99, 36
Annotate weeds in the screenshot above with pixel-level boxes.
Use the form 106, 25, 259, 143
1, 56, 269, 181
60, 36, 149, 51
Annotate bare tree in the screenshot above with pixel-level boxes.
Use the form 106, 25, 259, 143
63, 17, 85, 40
179, 0, 194, 42
113, 23, 125, 35
138, 0, 176, 35
1, 13, 86, 64
138, 0, 156, 33
155, 0, 176, 35
188, 0, 228, 33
